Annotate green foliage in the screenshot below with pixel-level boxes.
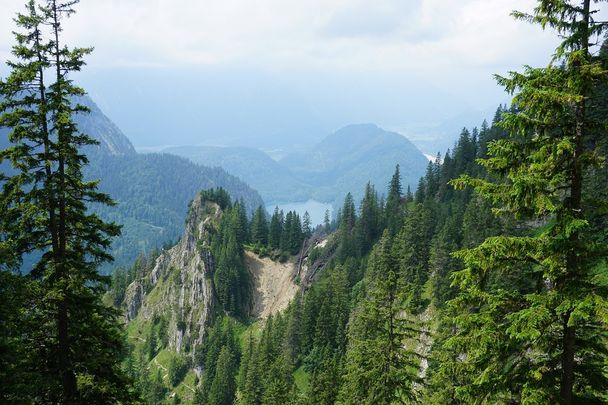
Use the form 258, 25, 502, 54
442, 2, 608, 402
200, 187, 232, 210
212, 201, 251, 316
339, 233, 419, 404
394, 203, 435, 312
250, 205, 269, 245
208, 346, 238, 405
0, 1, 137, 402
195, 317, 241, 404
385, 164, 403, 235
168, 355, 191, 387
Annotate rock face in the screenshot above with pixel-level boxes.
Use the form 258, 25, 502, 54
123, 194, 219, 354
74, 95, 137, 158
245, 251, 298, 320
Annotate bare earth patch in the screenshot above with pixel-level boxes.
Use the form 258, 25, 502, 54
245, 251, 299, 319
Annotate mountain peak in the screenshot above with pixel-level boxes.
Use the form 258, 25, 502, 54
74, 95, 137, 157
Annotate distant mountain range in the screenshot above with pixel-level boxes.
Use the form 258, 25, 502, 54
163, 124, 429, 208
0, 96, 265, 272
2, 95, 431, 271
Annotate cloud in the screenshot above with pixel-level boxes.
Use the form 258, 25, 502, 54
321, 0, 413, 39
2, 0, 605, 139
0, 0, 562, 73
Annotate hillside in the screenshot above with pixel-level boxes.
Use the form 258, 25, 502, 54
162, 145, 311, 203
164, 123, 429, 208
114, 190, 312, 403
86, 154, 264, 271
0, 95, 265, 272
283, 123, 429, 203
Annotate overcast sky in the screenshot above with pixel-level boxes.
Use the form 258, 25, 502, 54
1, 0, 603, 152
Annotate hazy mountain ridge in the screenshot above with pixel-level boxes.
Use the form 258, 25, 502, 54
284, 124, 428, 202
0, 95, 265, 272
164, 123, 429, 208
162, 145, 312, 203
0, 95, 135, 158
75, 96, 137, 158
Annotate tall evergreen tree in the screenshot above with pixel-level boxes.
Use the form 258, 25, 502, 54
337, 193, 357, 261
323, 209, 331, 233
268, 207, 284, 250
250, 205, 269, 245
302, 211, 312, 238
0, 0, 135, 402
208, 346, 237, 405
356, 182, 380, 254
385, 164, 403, 234
339, 232, 419, 404
394, 203, 435, 311
449, 1, 608, 402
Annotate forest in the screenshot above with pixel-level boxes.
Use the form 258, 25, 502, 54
1, 0, 608, 404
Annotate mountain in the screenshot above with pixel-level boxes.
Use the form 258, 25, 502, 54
164, 124, 429, 209
86, 153, 264, 272
283, 123, 429, 203
0, 95, 135, 158
161, 145, 311, 203
75, 96, 137, 158
115, 191, 304, 402
113, 116, 514, 404
0, 95, 265, 273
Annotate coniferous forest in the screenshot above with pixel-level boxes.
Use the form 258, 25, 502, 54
1, 0, 608, 404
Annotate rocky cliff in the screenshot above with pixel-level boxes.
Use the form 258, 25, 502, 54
123, 193, 220, 354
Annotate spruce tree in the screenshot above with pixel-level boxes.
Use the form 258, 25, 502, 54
323, 209, 331, 233
268, 207, 283, 250
356, 182, 380, 254
0, 0, 135, 402
250, 205, 269, 245
208, 346, 237, 405
339, 232, 419, 404
449, 1, 608, 402
394, 203, 434, 311
385, 165, 403, 235
302, 211, 312, 238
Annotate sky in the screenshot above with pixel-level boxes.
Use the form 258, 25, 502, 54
0, 0, 602, 154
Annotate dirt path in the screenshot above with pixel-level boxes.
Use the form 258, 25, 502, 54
245, 251, 299, 319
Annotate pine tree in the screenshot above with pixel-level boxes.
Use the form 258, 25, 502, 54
385, 165, 403, 234
323, 209, 331, 233
337, 193, 357, 261
0, 1, 135, 402
339, 232, 419, 404
208, 346, 237, 405
268, 207, 284, 250
448, 1, 608, 402
242, 344, 263, 405
261, 353, 294, 405
302, 211, 312, 238
250, 205, 269, 245
360, 182, 381, 251
394, 203, 435, 311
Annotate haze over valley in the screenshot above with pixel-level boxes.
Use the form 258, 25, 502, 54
2, 1, 607, 404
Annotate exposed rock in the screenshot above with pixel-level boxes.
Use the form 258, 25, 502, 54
122, 193, 220, 355
245, 251, 299, 320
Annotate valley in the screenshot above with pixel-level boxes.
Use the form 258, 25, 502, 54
1, 1, 607, 404
162, 123, 429, 210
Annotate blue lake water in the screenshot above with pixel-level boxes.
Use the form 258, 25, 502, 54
266, 199, 333, 227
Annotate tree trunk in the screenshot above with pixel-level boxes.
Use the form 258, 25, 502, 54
560, 312, 576, 404
560, 1, 590, 402
51, 1, 76, 401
